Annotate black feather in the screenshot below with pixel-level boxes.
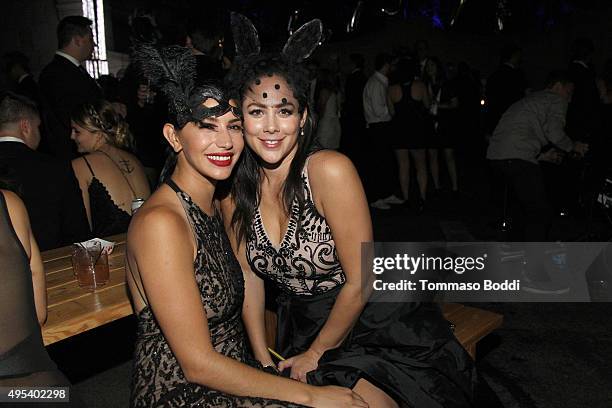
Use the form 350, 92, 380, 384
133, 45, 196, 126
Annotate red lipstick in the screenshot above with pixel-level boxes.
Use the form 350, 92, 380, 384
206, 152, 233, 167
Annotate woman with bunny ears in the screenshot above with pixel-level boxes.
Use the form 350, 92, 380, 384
222, 14, 476, 408
126, 45, 368, 408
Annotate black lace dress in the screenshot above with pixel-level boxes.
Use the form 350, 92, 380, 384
130, 179, 303, 408
82, 156, 132, 237
246, 160, 476, 408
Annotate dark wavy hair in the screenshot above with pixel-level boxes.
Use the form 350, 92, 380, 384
225, 54, 317, 245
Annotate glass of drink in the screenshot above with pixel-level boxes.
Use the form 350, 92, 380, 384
71, 242, 110, 291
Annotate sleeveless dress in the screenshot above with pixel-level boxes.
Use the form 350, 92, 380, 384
130, 179, 303, 408
246, 160, 476, 407
0, 191, 82, 406
392, 81, 434, 149
82, 154, 132, 237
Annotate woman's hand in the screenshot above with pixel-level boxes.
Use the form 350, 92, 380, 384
278, 349, 322, 383
309, 386, 369, 408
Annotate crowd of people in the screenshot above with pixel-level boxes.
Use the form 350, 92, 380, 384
1, 7, 611, 408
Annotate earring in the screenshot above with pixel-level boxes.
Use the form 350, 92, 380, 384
300, 127, 304, 136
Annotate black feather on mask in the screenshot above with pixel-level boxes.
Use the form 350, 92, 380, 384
132, 45, 196, 128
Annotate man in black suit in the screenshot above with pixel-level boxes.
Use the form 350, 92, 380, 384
39, 15, 102, 161
485, 44, 528, 134
2, 51, 41, 106
0, 92, 90, 251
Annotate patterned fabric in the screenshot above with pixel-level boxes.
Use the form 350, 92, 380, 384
130, 180, 302, 408
245, 159, 476, 407
247, 163, 345, 296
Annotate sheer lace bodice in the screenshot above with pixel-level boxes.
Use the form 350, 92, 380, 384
246, 161, 346, 296
130, 180, 302, 407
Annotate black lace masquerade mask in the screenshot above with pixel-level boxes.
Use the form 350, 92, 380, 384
133, 45, 240, 128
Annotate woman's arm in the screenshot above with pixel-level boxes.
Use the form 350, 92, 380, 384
129, 204, 366, 406
219, 197, 273, 367
71, 158, 92, 229
29, 226, 46, 325
3, 190, 47, 324
278, 152, 373, 382
388, 84, 403, 104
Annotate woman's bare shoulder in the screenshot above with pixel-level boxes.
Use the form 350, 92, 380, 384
308, 150, 357, 180
128, 189, 187, 243
1, 189, 31, 253
1, 189, 27, 219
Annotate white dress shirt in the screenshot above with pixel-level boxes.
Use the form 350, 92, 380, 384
0, 136, 26, 144
362, 71, 391, 125
55, 51, 81, 67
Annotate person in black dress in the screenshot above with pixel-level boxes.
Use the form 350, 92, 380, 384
223, 14, 475, 408
70, 100, 151, 237
126, 44, 365, 408
389, 57, 433, 208
0, 189, 82, 407
424, 57, 460, 193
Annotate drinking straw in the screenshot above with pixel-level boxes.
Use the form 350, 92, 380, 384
86, 241, 103, 266
267, 348, 286, 361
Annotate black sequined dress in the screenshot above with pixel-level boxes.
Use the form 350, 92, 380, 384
130, 179, 303, 407
246, 159, 476, 408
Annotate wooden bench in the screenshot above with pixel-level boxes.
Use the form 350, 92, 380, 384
42, 234, 502, 358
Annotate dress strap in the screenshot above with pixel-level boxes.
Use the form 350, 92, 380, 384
164, 178, 201, 246
165, 178, 181, 194
127, 260, 148, 307
82, 156, 95, 177
97, 150, 138, 198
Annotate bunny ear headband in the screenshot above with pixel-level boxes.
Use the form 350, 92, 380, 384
230, 12, 323, 62
133, 45, 240, 128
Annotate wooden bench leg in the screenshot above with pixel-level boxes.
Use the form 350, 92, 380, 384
465, 343, 476, 360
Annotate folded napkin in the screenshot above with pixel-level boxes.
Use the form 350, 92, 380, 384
74, 238, 115, 255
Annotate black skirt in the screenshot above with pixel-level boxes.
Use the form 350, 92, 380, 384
275, 287, 476, 408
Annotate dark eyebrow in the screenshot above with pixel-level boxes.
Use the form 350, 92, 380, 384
246, 101, 296, 109
228, 118, 242, 124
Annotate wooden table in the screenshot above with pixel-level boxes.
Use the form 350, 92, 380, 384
42, 234, 502, 358
41, 233, 132, 346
